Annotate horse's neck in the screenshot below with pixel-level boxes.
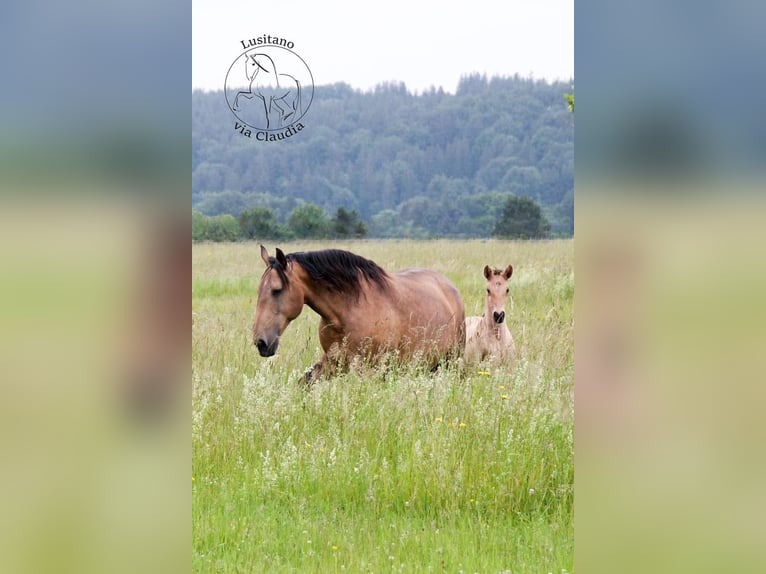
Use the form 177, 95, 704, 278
296, 270, 347, 325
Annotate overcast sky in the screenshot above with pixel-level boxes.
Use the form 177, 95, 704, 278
193, 0, 573, 94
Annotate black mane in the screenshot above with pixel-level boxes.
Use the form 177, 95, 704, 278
288, 249, 389, 297
263, 256, 290, 289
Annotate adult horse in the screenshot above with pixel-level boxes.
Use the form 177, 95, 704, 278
232, 52, 301, 129
465, 264, 517, 363
253, 246, 465, 385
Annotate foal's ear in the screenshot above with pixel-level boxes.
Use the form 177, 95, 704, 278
503, 265, 513, 280
483, 265, 492, 280
260, 245, 270, 267
275, 247, 288, 269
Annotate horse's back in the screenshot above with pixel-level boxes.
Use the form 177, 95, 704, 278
464, 316, 483, 361
388, 267, 465, 357
393, 268, 462, 306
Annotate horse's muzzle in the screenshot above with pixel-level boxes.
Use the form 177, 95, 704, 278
493, 311, 505, 324
256, 338, 279, 357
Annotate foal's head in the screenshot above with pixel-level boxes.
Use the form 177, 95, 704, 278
252, 245, 304, 357
483, 264, 513, 324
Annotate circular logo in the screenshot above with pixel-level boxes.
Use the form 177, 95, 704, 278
225, 45, 314, 131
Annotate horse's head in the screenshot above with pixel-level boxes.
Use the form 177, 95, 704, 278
483, 264, 513, 324
245, 53, 274, 82
252, 245, 304, 357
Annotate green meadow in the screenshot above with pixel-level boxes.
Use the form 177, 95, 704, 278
193, 240, 573, 573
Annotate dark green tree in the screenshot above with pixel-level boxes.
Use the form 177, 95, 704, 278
332, 207, 368, 238
197, 214, 240, 241
493, 195, 551, 239
288, 204, 331, 239
238, 207, 282, 239
192, 210, 208, 241
353, 220, 368, 238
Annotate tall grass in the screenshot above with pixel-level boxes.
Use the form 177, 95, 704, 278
193, 240, 573, 573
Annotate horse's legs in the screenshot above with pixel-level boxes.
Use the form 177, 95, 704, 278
233, 90, 253, 111
302, 356, 336, 388
271, 96, 295, 127
302, 361, 323, 388
271, 98, 287, 127
301, 344, 345, 388
257, 95, 271, 129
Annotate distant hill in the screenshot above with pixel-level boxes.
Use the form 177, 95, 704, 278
192, 74, 573, 237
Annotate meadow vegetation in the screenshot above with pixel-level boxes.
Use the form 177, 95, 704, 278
193, 240, 573, 573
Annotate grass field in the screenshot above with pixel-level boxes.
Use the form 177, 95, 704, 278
192, 240, 573, 573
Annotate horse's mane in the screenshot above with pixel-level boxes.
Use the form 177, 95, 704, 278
263, 256, 290, 289
288, 249, 389, 297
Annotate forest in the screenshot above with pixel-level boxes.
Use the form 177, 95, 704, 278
192, 73, 574, 238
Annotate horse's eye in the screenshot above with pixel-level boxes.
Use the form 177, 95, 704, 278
506, 288, 509, 294
271, 288, 282, 296
486, 288, 490, 294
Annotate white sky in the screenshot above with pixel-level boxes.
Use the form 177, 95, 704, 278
193, 0, 573, 94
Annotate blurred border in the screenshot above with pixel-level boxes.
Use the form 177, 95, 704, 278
576, 1, 766, 572
0, 1, 190, 573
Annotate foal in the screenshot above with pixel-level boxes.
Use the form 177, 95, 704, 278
465, 265, 516, 363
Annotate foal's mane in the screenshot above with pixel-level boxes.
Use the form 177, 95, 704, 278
287, 249, 389, 297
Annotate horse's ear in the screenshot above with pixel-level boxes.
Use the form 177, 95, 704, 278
260, 245, 270, 267
483, 265, 492, 280
503, 265, 513, 280
275, 248, 288, 270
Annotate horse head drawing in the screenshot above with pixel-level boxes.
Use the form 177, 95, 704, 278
233, 52, 302, 130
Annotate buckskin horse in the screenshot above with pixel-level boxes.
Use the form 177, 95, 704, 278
465, 264, 517, 363
253, 246, 465, 384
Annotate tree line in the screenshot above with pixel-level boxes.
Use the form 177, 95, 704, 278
193, 73, 574, 238
192, 206, 368, 242
193, 195, 550, 241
